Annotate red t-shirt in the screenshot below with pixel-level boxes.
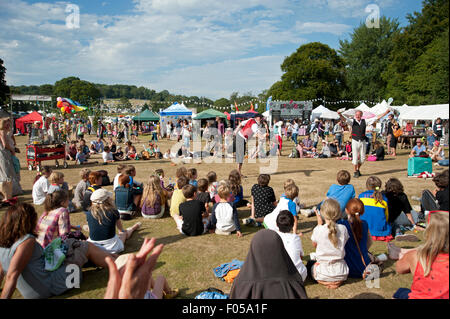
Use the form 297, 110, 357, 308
409, 253, 449, 299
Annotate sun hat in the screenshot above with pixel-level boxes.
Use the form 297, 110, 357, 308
90, 189, 113, 204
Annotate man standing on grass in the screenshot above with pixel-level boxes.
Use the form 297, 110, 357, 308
338, 109, 390, 178
234, 114, 263, 177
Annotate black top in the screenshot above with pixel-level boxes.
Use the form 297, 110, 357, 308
196, 192, 211, 206
86, 209, 120, 241
329, 143, 338, 155
230, 229, 308, 299
383, 191, 412, 223
251, 184, 276, 218
436, 187, 449, 211
374, 146, 385, 160
387, 121, 394, 135
81, 185, 102, 211
351, 119, 366, 141
180, 200, 206, 236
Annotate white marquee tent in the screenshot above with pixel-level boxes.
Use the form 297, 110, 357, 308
398, 104, 449, 124
319, 109, 340, 120
310, 105, 330, 121
355, 103, 372, 112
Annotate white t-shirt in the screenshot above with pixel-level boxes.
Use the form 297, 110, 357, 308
311, 224, 349, 263
276, 231, 307, 281
113, 173, 121, 190
238, 119, 258, 140
32, 176, 49, 205
102, 151, 113, 162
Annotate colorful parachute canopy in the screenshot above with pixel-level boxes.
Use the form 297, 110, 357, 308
56, 97, 87, 114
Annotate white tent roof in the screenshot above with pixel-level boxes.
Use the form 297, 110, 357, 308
310, 105, 330, 120
319, 109, 340, 120
371, 100, 390, 116
160, 102, 192, 116
398, 104, 449, 122
356, 103, 371, 112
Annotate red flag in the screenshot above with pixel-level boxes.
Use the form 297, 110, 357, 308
234, 101, 239, 112
250, 102, 254, 111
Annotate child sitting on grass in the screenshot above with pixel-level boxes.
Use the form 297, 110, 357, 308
113, 164, 126, 190
178, 184, 208, 236
196, 178, 211, 214
188, 168, 198, 188
32, 166, 52, 205
264, 183, 299, 234
73, 168, 91, 210
102, 146, 115, 164
229, 169, 249, 208
207, 171, 219, 202
308, 198, 349, 289
359, 176, 392, 242
140, 175, 167, 219
393, 210, 449, 299
244, 174, 276, 227
86, 189, 141, 255
75, 146, 87, 165
313, 170, 356, 219
276, 210, 307, 282
36, 190, 82, 248
47, 171, 75, 212
114, 174, 143, 220
170, 176, 188, 229
209, 184, 242, 237
174, 167, 188, 190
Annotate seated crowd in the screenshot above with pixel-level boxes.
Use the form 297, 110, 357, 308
1, 160, 448, 299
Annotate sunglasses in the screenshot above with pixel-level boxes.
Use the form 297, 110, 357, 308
426, 210, 448, 224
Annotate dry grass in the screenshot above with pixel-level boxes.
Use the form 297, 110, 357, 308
1, 133, 447, 299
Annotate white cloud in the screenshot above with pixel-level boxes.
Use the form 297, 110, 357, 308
295, 22, 352, 35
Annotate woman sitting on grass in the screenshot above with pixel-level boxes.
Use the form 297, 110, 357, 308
393, 210, 449, 299
0, 203, 112, 299
86, 189, 141, 255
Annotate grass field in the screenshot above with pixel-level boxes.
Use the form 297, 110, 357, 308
1, 133, 447, 299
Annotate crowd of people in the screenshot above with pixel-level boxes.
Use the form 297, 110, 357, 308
0, 112, 448, 300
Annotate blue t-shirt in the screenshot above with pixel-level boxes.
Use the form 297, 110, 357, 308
189, 180, 198, 188
412, 144, 426, 156
326, 184, 356, 213
338, 219, 371, 278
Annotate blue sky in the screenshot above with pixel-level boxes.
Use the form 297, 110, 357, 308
0, 0, 424, 99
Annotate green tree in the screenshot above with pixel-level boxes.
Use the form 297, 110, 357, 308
267, 42, 347, 107
0, 58, 10, 105
339, 17, 400, 101
54, 77, 101, 104
383, 0, 449, 104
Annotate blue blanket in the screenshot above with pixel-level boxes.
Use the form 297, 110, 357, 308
213, 259, 244, 278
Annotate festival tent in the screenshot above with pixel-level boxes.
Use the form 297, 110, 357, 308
356, 103, 372, 112
160, 102, 192, 116
133, 110, 160, 121
370, 100, 390, 116
193, 109, 227, 120
319, 109, 340, 120
398, 104, 449, 124
310, 105, 329, 121
15, 111, 43, 133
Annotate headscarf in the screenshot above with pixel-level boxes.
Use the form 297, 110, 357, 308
230, 229, 308, 299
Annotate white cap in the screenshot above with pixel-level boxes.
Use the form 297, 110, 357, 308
90, 188, 113, 204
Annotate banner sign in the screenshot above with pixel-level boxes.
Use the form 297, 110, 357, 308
268, 100, 313, 120
11, 95, 52, 101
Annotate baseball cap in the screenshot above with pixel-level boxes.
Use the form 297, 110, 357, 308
90, 189, 113, 204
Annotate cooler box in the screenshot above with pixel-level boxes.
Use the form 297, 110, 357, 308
407, 157, 432, 176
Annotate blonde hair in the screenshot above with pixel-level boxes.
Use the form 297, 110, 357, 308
417, 211, 449, 277
141, 175, 166, 208
0, 118, 11, 131
284, 184, 299, 200
321, 198, 342, 249
218, 184, 231, 200
284, 179, 296, 189
49, 172, 64, 184
80, 168, 91, 179
89, 197, 115, 225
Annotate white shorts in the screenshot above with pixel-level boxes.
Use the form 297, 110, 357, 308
313, 260, 349, 282
352, 139, 367, 165
88, 234, 124, 255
